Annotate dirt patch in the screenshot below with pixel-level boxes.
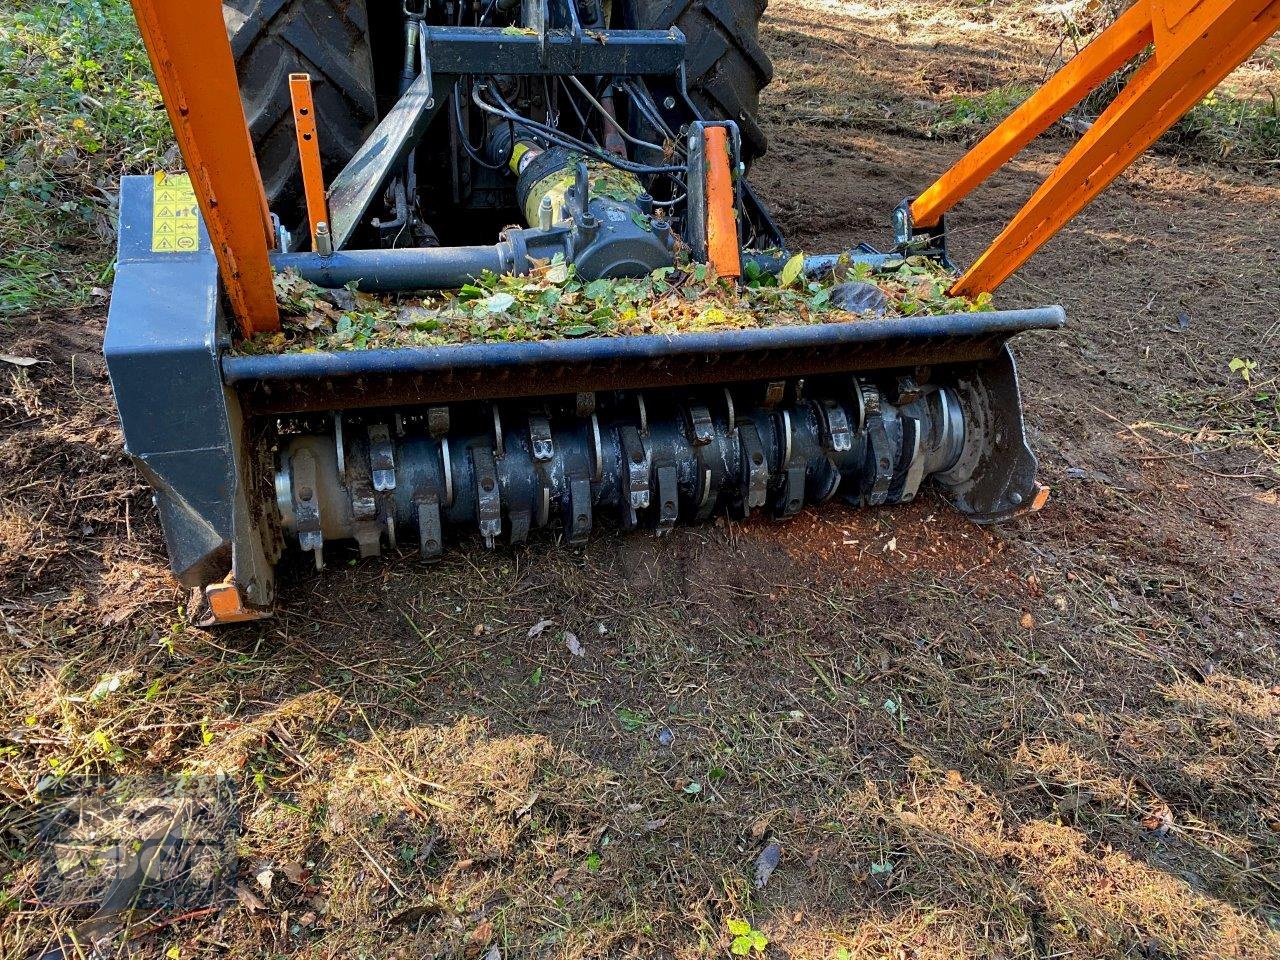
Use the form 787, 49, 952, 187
4, 1, 1280, 958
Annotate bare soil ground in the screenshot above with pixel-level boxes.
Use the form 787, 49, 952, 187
3, 1, 1280, 958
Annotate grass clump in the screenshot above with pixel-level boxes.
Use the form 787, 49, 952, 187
1167, 89, 1280, 164
1081, 68, 1280, 165
932, 83, 1038, 138
247, 256, 992, 354
1158, 372, 1280, 481
0, 0, 169, 317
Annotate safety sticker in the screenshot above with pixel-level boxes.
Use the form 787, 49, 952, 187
151, 172, 200, 254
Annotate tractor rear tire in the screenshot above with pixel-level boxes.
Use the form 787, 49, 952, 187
625, 0, 774, 161
222, 0, 378, 231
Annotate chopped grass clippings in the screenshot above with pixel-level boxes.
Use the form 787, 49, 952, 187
245, 255, 993, 354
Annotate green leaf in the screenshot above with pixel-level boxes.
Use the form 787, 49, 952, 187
683, 781, 702, 795
88, 673, 122, 702
778, 253, 805, 288
482, 292, 516, 314
731, 937, 752, 956
530, 666, 543, 686
585, 851, 602, 871
616, 707, 648, 731
726, 919, 752, 937
584, 278, 613, 301
561, 324, 596, 337
1229, 357, 1257, 383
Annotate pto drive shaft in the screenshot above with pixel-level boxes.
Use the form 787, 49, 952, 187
273, 378, 966, 565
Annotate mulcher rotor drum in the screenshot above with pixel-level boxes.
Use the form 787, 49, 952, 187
273, 378, 965, 565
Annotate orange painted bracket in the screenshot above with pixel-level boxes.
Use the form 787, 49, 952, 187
129, 0, 279, 334
909, 0, 1280, 296
198, 577, 270, 627
703, 125, 743, 280
289, 73, 331, 252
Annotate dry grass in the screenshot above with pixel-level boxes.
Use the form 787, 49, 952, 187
759, 0, 1280, 163
4, 483, 1278, 956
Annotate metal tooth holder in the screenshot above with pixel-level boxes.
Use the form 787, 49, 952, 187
861, 384, 893, 508
654, 463, 680, 534
471, 446, 502, 548
416, 492, 444, 560
289, 448, 325, 570
350, 485, 381, 558
528, 413, 554, 462
817, 399, 852, 454
567, 476, 593, 544
618, 424, 650, 529
368, 424, 397, 491
737, 419, 769, 516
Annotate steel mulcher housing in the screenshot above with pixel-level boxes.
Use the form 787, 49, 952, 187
107, 170, 1059, 617
106, 0, 1078, 621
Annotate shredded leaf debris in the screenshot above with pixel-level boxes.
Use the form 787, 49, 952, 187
244, 255, 992, 354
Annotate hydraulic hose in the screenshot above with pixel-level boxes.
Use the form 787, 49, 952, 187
271, 245, 515, 290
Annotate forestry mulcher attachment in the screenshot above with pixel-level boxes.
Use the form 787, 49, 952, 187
107, 0, 1277, 621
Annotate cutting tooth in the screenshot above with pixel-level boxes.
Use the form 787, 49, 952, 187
368, 424, 396, 492
472, 446, 502, 548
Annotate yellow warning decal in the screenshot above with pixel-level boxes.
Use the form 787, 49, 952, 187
509, 140, 532, 175
151, 172, 200, 254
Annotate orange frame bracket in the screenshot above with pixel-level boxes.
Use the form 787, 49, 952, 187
129, 0, 280, 334
288, 73, 332, 253
910, 0, 1280, 296
703, 125, 743, 280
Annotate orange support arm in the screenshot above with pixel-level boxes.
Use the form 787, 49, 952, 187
910, 0, 1280, 297
129, 0, 279, 334
704, 125, 743, 280
289, 73, 331, 252
910, 0, 1153, 230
